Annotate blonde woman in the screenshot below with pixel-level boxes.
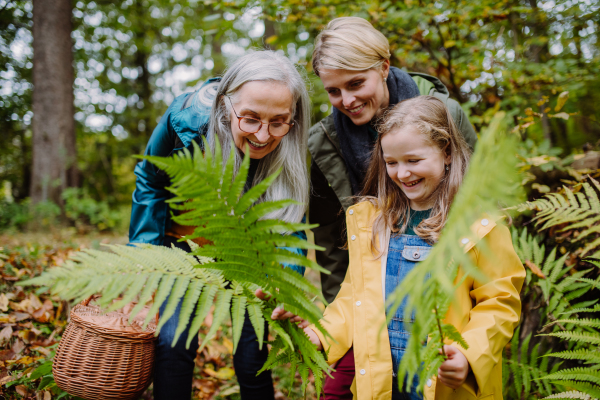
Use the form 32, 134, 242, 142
305, 96, 524, 399
306, 17, 478, 398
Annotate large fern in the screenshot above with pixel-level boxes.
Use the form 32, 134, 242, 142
503, 326, 561, 399
503, 227, 599, 399
22, 139, 332, 397
516, 177, 600, 259
540, 304, 600, 399
387, 112, 524, 390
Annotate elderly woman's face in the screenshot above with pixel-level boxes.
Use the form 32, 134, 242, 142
319, 63, 389, 126
227, 81, 293, 159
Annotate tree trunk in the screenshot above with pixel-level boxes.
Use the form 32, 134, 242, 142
30, 0, 77, 206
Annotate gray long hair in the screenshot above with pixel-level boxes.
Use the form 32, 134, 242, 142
197, 50, 310, 224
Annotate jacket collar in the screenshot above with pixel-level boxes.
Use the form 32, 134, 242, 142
348, 201, 502, 252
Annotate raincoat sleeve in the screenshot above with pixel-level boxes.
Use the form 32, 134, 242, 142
457, 224, 526, 392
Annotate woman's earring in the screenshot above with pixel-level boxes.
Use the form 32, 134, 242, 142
383, 77, 387, 83
445, 164, 449, 171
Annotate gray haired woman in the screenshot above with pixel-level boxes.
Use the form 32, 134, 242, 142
128, 50, 311, 400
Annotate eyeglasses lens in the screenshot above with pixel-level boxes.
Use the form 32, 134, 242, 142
239, 118, 291, 137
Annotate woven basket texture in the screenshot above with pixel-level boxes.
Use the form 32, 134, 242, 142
53, 297, 158, 400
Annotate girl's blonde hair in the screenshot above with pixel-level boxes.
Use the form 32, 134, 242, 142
312, 17, 390, 76
360, 96, 471, 252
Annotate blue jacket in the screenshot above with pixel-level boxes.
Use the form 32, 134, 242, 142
129, 78, 306, 275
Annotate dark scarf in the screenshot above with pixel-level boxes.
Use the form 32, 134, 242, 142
333, 66, 420, 195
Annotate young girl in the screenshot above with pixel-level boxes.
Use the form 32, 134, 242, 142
304, 96, 525, 399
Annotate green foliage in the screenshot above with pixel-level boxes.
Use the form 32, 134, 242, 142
62, 187, 130, 232
503, 327, 561, 398
22, 138, 331, 397
503, 226, 599, 399
0, 199, 61, 231
387, 112, 523, 390
517, 177, 600, 259
540, 307, 600, 399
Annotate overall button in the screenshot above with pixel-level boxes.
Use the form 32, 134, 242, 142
413, 251, 420, 259
351, 235, 356, 241
426, 378, 432, 387
481, 218, 489, 226
349, 209, 354, 215
359, 369, 366, 375
356, 301, 361, 306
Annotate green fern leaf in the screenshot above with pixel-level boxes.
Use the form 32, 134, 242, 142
231, 295, 247, 353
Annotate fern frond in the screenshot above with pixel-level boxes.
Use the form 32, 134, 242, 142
543, 349, 600, 364
545, 319, 600, 330
543, 331, 600, 346
549, 381, 600, 398
543, 390, 598, 399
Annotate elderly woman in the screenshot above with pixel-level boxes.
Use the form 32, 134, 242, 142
307, 17, 478, 398
128, 51, 311, 400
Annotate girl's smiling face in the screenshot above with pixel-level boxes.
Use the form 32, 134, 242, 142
318, 61, 390, 126
381, 125, 450, 210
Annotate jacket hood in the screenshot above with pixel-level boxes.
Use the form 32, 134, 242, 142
408, 72, 450, 96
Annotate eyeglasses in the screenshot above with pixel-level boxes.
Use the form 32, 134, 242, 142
226, 96, 294, 137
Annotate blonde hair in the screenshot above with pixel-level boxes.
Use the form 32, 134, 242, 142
312, 17, 390, 76
360, 96, 471, 253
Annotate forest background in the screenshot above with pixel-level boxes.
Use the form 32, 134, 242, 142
1, 0, 600, 399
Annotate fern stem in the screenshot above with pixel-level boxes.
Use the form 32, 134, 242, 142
434, 304, 447, 359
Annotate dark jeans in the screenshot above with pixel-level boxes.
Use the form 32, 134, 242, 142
153, 236, 274, 400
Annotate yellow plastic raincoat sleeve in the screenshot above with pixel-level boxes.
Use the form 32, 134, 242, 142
311, 269, 354, 365
457, 224, 526, 392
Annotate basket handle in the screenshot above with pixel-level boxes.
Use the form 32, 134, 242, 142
82, 294, 159, 325
82, 295, 97, 307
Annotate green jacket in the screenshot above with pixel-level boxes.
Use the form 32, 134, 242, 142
308, 72, 478, 303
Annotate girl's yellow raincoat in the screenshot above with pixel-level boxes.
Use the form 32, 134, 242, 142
313, 202, 526, 400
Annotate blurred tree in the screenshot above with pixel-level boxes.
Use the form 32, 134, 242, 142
0, 0, 33, 201
30, 0, 77, 206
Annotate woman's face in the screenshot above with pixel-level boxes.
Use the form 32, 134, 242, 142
227, 81, 293, 159
381, 125, 450, 211
319, 61, 389, 126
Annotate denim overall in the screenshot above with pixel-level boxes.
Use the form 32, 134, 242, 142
385, 231, 431, 400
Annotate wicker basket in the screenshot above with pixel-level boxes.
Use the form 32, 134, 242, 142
53, 296, 158, 400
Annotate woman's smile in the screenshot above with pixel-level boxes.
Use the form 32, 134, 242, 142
347, 103, 366, 115
401, 178, 424, 188
246, 138, 269, 149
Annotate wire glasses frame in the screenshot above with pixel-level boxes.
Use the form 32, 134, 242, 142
226, 96, 294, 137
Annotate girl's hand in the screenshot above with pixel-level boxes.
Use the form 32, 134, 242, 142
254, 288, 306, 325
303, 327, 323, 351
437, 345, 470, 389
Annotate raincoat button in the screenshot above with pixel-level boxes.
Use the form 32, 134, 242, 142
356, 301, 361, 306
360, 369, 366, 375
351, 235, 356, 241
427, 379, 432, 387
481, 218, 489, 226
349, 209, 354, 215
461, 238, 469, 244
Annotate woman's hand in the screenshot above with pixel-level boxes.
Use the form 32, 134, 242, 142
254, 288, 307, 327
303, 327, 323, 351
437, 345, 470, 389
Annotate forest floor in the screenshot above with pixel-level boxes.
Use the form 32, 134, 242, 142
0, 229, 321, 400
